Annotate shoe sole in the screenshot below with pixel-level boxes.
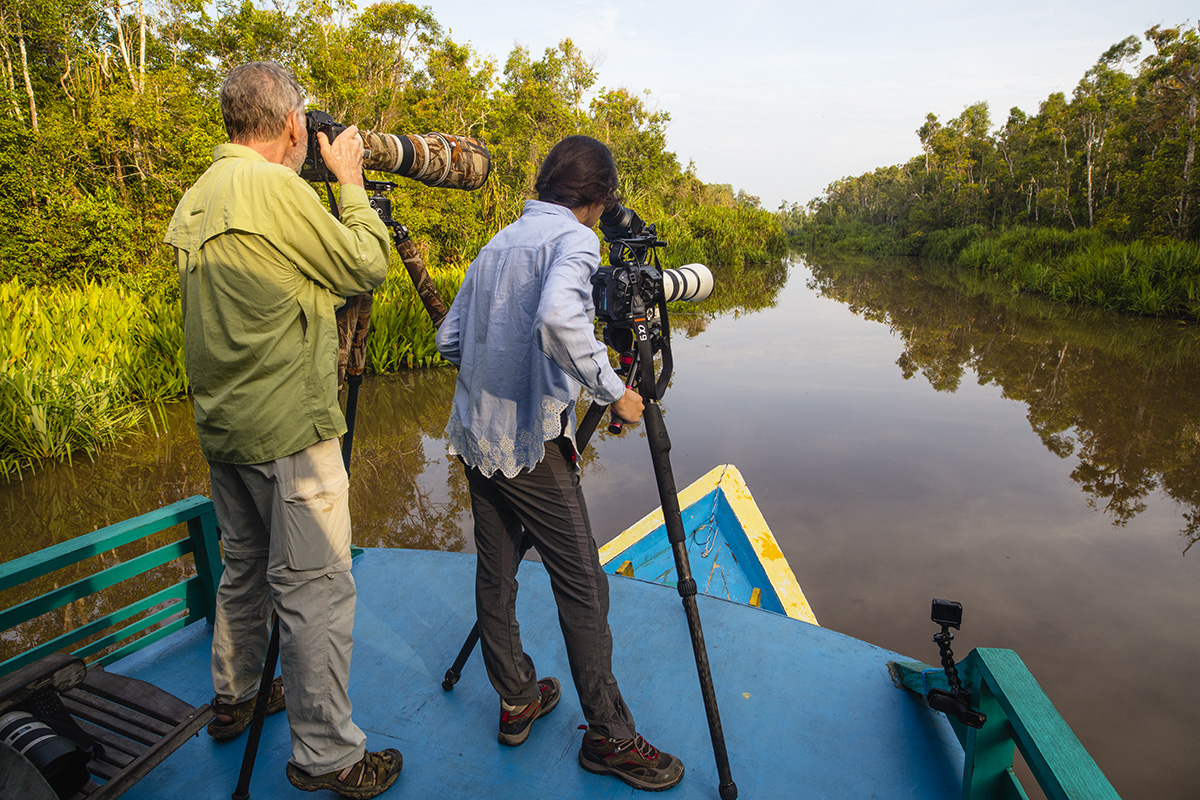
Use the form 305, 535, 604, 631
498, 679, 561, 746
578, 749, 685, 792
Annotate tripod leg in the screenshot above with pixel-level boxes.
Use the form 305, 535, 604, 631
630, 319, 737, 799
340, 373, 362, 475
441, 623, 480, 690
231, 614, 281, 800
574, 400, 609, 453
440, 532, 535, 690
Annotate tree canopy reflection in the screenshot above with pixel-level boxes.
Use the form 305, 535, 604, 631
808, 256, 1200, 554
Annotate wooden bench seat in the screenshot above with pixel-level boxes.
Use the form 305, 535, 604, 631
0, 652, 213, 799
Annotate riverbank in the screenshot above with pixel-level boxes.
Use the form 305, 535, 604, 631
0, 262, 463, 480
792, 223, 1200, 320
1, 217, 785, 480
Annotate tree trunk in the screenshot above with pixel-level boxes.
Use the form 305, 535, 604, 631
16, 22, 36, 133
1086, 139, 1094, 228
137, 0, 145, 92
111, 2, 136, 89
0, 36, 22, 122
60, 51, 76, 119
1180, 94, 1196, 235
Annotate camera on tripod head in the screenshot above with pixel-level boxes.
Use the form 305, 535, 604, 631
590, 203, 714, 404
591, 203, 713, 330
300, 110, 491, 191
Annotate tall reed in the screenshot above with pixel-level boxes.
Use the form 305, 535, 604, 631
0, 280, 185, 479
957, 230, 1200, 319
367, 265, 465, 370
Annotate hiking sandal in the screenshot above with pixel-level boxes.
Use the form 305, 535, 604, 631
286, 748, 403, 799
207, 676, 285, 740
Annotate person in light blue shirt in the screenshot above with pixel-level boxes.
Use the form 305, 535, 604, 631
436, 136, 684, 791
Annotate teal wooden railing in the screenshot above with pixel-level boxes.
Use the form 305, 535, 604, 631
891, 648, 1120, 800
0, 496, 223, 676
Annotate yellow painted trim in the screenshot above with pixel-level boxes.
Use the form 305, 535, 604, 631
717, 466, 818, 625
598, 464, 725, 566
598, 464, 819, 626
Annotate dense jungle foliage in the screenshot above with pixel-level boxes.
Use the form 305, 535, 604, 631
784, 22, 1200, 319
0, 0, 783, 289
0, 0, 785, 478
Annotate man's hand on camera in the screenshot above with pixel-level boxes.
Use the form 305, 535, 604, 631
318, 125, 365, 189
611, 387, 645, 424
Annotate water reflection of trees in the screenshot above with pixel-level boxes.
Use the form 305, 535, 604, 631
808, 256, 1200, 554
688, 259, 790, 322
347, 369, 469, 552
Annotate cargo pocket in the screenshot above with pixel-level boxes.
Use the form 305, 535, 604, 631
280, 468, 351, 573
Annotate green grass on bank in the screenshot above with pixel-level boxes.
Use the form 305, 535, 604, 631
0, 264, 463, 480
0, 280, 186, 479
799, 223, 1200, 321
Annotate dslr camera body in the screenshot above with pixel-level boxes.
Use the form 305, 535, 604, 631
590, 204, 713, 398
592, 203, 713, 333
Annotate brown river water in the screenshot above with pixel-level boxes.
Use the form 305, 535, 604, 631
2, 255, 1197, 798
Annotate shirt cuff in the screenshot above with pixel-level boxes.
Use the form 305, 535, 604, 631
595, 368, 627, 405
338, 184, 370, 208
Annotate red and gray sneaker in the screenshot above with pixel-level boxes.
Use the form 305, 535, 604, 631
578, 731, 685, 791
498, 677, 561, 746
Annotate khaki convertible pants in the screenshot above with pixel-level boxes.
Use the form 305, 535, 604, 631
207, 437, 366, 776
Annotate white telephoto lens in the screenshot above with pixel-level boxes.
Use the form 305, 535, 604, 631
662, 264, 714, 303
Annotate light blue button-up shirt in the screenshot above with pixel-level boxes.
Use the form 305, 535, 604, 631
436, 200, 627, 478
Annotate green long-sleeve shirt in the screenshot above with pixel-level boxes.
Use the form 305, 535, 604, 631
165, 144, 389, 464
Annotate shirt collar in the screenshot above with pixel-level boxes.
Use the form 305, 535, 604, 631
212, 142, 268, 164
522, 199, 579, 221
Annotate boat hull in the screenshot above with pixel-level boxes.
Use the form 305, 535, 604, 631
599, 465, 818, 623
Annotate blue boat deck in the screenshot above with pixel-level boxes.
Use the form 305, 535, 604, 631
110, 548, 963, 799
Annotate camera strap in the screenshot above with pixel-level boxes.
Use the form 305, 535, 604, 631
323, 181, 340, 220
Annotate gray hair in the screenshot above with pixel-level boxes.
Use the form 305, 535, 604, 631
219, 61, 305, 143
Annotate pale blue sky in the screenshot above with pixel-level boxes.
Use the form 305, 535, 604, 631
425, 1, 1195, 209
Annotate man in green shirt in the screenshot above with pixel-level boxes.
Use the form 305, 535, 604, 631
165, 61, 400, 798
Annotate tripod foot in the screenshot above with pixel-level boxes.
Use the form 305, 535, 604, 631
442, 668, 461, 691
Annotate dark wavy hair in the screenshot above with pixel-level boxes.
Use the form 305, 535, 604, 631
535, 136, 618, 210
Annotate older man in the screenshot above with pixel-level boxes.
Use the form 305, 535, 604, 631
164, 61, 400, 798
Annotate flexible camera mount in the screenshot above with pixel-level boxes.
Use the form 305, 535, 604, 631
925, 599, 987, 729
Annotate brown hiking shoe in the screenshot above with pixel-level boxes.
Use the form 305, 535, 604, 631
286, 748, 402, 799
579, 732, 685, 791
207, 676, 285, 741
498, 677, 561, 746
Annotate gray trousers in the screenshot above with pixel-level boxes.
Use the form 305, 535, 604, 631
464, 437, 637, 740
207, 437, 366, 775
